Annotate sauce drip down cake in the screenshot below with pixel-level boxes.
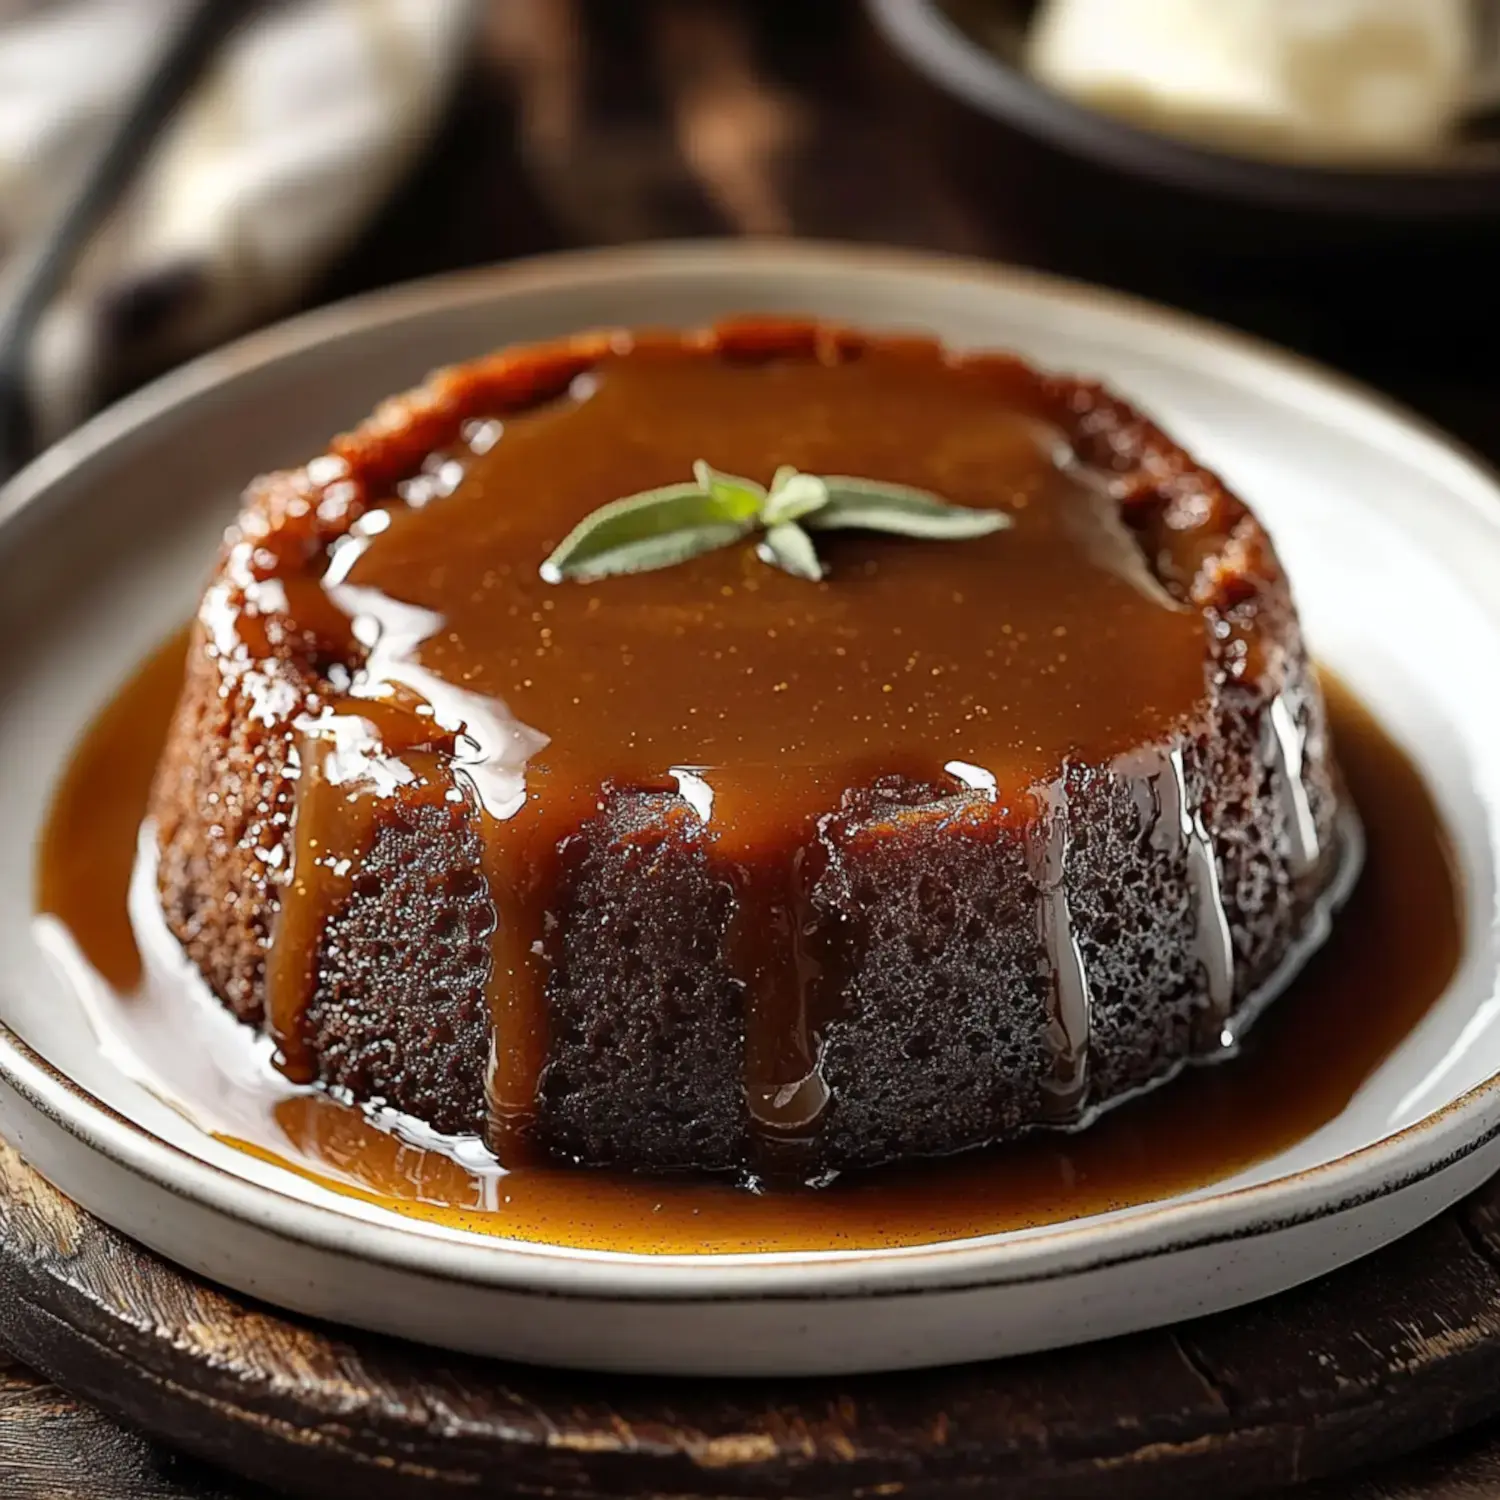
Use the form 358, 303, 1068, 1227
150, 319, 1354, 1183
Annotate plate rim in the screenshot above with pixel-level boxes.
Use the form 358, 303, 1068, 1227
3, 237, 1500, 1303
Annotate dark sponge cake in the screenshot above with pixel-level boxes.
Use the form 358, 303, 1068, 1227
150, 318, 1353, 1181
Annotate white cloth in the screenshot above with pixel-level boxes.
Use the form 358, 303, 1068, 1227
0, 0, 475, 442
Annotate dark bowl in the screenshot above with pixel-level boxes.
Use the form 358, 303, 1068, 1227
863, 0, 1500, 374
867, 0, 1500, 226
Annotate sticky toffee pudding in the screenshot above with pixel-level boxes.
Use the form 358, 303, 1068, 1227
126, 319, 1365, 1187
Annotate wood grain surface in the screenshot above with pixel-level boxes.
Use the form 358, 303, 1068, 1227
7, 1135, 1500, 1500
0, 1351, 258, 1499
5, 1, 1500, 1496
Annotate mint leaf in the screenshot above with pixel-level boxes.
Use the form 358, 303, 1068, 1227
540, 482, 756, 582
539, 463, 1009, 584
757, 521, 824, 581
807, 477, 1012, 539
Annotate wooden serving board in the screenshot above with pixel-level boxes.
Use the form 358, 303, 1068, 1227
7, 1142, 1500, 1499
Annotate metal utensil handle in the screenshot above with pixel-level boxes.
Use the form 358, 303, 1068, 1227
0, 0, 255, 485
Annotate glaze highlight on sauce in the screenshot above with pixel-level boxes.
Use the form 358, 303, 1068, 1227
1024, 776, 1093, 1117
37, 638, 1462, 1254
1118, 743, 1238, 1050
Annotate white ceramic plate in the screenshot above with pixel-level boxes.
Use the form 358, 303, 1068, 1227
2, 243, 1498, 1377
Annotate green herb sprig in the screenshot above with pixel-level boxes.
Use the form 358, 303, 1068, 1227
539, 462, 1010, 584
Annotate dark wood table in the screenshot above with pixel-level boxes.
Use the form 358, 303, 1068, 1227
4, 3, 1498, 1495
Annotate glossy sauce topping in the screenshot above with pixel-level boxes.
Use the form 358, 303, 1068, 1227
254, 345, 1213, 1154
346, 353, 1206, 790
36, 639, 1463, 1252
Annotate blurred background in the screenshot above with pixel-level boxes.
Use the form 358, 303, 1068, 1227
2, 5, 1499, 1490
0, 0, 1496, 472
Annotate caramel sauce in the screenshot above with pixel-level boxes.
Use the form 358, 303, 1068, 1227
36, 635, 1462, 1253
242, 344, 1215, 1156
